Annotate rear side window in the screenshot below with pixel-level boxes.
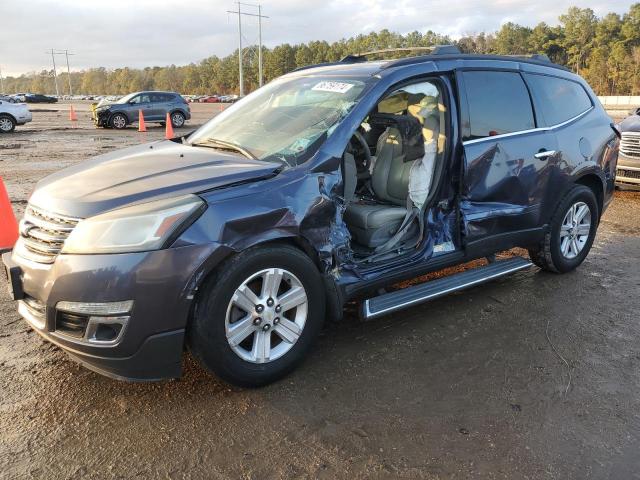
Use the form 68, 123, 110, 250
524, 74, 592, 127
462, 71, 535, 140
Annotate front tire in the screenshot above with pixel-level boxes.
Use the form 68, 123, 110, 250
189, 245, 326, 387
0, 114, 16, 133
528, 184, 599, 273
109, 113, 127, 129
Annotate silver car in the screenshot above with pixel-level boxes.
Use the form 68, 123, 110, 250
0, 99, 32, 133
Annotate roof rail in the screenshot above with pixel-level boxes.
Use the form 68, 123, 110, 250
340, 45, 461, 63
504, 53, 552, 63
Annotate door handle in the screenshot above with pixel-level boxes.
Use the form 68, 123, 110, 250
534, 149, 557, 159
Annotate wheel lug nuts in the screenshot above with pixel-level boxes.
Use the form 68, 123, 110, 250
274, 317, 280, 325
275, 305, 281, 313
267, 298, 274, 307
255, 304, 264, 313
253, 317, 262, 326
262, 324, 271, 331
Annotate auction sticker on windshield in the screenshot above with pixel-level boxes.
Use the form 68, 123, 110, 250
312, 81, 355, 94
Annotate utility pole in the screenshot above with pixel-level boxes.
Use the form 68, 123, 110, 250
0, 66, 4, 93
48, 50, 75, 96
227, 3, 268, 95
258, 4, 263, 87
64, 50, 73, 96
49, 48, 60, 97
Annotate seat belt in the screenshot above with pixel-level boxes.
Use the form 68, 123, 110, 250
373, 195, 418, 254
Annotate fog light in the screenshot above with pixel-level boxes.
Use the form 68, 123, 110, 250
56, 300, 133, 316
54, 301, 132, 346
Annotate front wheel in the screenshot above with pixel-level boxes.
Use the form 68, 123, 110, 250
0, 114, 16, 133
110, 113, 127, 129
528, 184, 599, 273
188, 245, 326, 387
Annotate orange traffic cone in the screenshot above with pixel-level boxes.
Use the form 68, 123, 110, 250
138, 109, 147, 132
164, 112, 174, 139
69, 105, 78, 122
0, 177, 19, 251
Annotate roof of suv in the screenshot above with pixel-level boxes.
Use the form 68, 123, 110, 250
289, 46, 571, 78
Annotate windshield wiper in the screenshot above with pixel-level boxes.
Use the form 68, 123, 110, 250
190, 138, 257, 160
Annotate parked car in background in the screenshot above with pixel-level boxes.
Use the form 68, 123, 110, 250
199, 95, 220, 103
0, 95, 17, 103
24, 94, 58, 104
92, 91, 191, 129
615, 108, 640, 189
0, 98, 32, 132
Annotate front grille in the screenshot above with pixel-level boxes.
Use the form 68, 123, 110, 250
56, 312, 89, 338
620, 131, 640, 158
16, 205, 81, 264
617, 168, 640, 180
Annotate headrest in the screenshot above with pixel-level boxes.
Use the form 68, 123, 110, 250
369, 113, 425, 162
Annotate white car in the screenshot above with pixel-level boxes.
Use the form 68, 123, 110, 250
0, 99, 32, 133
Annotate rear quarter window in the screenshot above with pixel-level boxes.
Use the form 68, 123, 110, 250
462, 71, 535, 141
523, 74, 592, 127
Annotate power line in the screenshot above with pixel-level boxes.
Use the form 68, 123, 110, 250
227, 2, 268, 96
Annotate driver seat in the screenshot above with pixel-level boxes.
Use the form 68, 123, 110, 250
344, 127, 412, 248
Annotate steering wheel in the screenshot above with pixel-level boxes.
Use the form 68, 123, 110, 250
349, 130, 372, 172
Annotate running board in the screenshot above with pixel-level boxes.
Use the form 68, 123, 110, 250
361, 256, 532, 320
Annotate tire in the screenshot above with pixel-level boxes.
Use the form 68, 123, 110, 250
0, 114, 16, 133
528, 185, 599, 273
188, 245, 326, 387
170, 111, 186, 128
109, 113, 127, 129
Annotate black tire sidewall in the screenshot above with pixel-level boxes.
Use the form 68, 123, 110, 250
189, 246, 326, 387
549, 185, 599, 273
0, 115, 15, 133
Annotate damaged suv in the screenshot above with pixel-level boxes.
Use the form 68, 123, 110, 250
3, 46, 619, 387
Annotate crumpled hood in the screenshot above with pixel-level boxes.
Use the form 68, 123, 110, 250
30, 140, 281, 218
619, 114, 640, 132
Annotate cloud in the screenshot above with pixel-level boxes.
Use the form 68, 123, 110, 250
0, 0, 635, 76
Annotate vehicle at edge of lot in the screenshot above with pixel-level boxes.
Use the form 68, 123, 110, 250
615, 108, 640, 189
92, 91, 191, 129
24, 94, 58, 103
2, 46, 619, 388
0, 98, 32, 132
199, 95, 220, 103
0, 95, 17, 103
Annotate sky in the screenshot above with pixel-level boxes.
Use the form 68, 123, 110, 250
0, 0, 636, 77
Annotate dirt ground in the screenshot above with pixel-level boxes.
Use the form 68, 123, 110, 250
1, 103, 639, 479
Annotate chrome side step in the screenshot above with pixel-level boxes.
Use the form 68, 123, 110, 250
361, 256, 532, 320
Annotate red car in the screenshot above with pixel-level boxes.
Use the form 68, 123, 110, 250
199, 96, 220, 103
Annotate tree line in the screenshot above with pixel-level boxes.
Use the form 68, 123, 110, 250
3, 4, 639, 97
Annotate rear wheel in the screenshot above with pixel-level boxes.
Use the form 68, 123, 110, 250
528, 185, 599, 273
170, 111, 185, 128
110, 113, 127, 129
0, 114, 16, 133
189, 245, 326, 387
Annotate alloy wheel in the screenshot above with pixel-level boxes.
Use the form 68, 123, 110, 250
559, 201, 591, 259
171, 113, 185, 127
0, 117, 13, 132
225, 268, 308, 364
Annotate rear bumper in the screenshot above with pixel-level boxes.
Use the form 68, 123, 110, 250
15, 110, 32, 125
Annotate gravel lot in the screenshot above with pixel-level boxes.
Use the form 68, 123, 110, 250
1, 102, 639, 479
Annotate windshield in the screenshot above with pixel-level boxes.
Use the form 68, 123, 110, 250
188, 76, 368, 166
117, 93, 138, 104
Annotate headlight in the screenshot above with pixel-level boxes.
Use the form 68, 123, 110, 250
61, 195, 205, 254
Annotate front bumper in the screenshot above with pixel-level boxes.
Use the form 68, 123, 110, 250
616, 152, 640, 188
2, 242, 224, 381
